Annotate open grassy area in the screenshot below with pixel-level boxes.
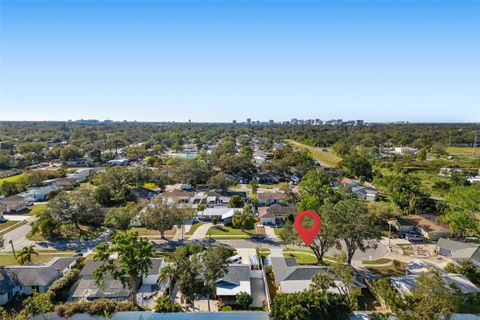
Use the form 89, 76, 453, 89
0, 172, 26, 183
185, 221, 206, 236
0, 251, 74, 266
446, 147, 480, 154
366, 262, 406, 277
362, 258, 392, 265
206, 225, 256, 236
131, 227, 176, 239
285, 139, 342, 167
27, 225, 106, 241
25, 204, 47, 216
283, 252, 318, 265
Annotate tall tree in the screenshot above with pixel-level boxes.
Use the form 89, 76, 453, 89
200, 246, 233, 311
104, 206, 133, 233
93, 232, 156, 306
329, 199, 381, 264
141, 201, 193, 239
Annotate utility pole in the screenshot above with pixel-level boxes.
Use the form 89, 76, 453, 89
9, 240, 16, 258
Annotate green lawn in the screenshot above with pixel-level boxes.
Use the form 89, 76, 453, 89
131, 227, 176, 239
362, 258, 392, 265
25, 204, 47, 216
206, 225, 256, 236
283, 252, 318, 265
0, 252, 74, 266
285, 139, 342, 167
0, 220, 20, 232
366, 262, 406, 277
185, 221, 206, 236
0, 172, 26, 183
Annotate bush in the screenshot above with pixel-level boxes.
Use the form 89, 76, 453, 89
46, 269, 80, 303
55, 299, 138, 317
220, 305, 233, 311
152, 294, 183, 313
236, 291, 253, 309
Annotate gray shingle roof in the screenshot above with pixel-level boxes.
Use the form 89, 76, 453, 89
437, 238, 478, 251
217, 264, 250, 286
0, 258, 76, 293
79, 258, 163, 277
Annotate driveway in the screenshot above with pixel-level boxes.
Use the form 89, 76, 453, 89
188, 222, 213, 240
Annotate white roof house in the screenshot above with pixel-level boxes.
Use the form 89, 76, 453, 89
216, 264, 251, 297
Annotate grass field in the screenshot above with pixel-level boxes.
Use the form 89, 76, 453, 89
25, 204, 47, 216
0, 172, 26, 184
446, 147, 480, 154
206, 225, 256, 236
131, 227, 176, 239
362, 258, 392, 265
0, 251, 74, 266
283, 252, 318, 264
285, 139, 342, 167
366, 262, 406, 277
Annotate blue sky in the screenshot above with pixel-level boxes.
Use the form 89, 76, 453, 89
1, 0, 479, 122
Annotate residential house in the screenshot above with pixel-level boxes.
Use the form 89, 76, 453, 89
340, 177, 361, 188
253, 173, 280, 184
161, 189, 195, 205
67, 168, 97, 183
131, 187, 159, 200
199, 207, 243, 223
0, 258, 76, 305
106, 158, 130, 166
0, 195, 27, 212
390, 215, 452, 240
71, 259, 164, 302
51, 177, 78, 189
352, 186, 378, 201
390, 273, 479, 298
258, 204, 296, 225
257, 191, 288, 206
437, 238, 480, 266
216, 264, 251, 304
20, 184, 62, 202
265, 256, 364, 294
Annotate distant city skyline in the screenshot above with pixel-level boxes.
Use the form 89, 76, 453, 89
1, 0, 479, 122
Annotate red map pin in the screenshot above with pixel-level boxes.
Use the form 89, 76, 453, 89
294, 210, 322, 246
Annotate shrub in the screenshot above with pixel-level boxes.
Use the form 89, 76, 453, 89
54, 299, 138, 317
46, 269, 80, 303
152, 294, 183, 313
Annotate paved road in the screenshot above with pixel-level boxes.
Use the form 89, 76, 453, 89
152, 238, 388, 261
1, 222, 36, 253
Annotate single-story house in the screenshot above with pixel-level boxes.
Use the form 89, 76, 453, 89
253, 173, 280, 184
67, 168, 95, 183
199, 207, 243, 223
257, 191, 288, 206
0, 257, 76, 305
390, 215, 452, 240
340, 177, 361, 188
51, 177, 78, 188
71, 258, 164, 302
20, 184, 63, 202
265, 256, 364, 294
106, 158, 130, 166
65, 159, 91, 167
161, 189, 195, 205
131, 187, 159, 200
437, 238, 480, 266
390, 273, 480, 298
0, 195, 27, 212
216, 264, 251, 304
258, 204, 296, 225
352, 186, 378, 201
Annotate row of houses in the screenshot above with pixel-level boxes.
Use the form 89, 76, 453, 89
0, 168, 98, 217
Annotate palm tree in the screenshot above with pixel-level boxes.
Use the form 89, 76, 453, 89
159, 264, 180, 293
16, 245, 38, 265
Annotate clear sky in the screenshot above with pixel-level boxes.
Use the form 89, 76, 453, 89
1, 0, 479, 123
